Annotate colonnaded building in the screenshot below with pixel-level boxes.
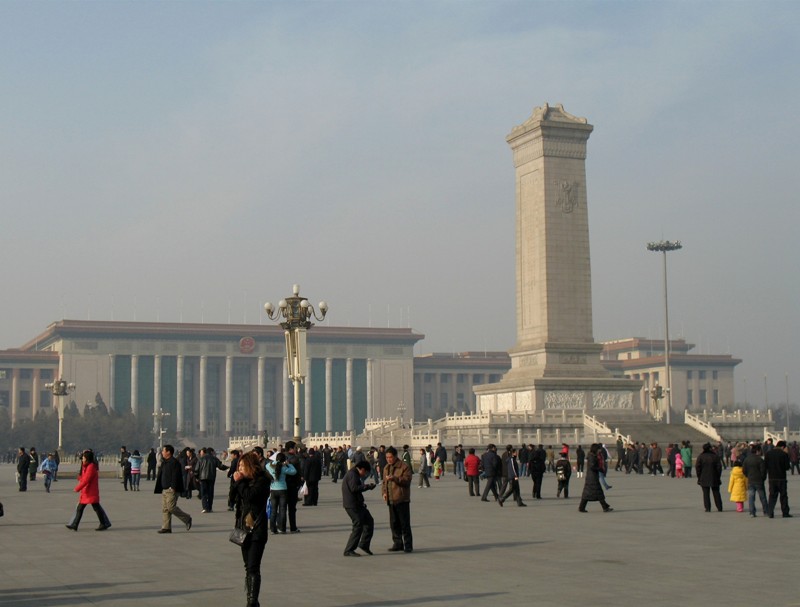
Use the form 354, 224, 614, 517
1, 319, 739, 439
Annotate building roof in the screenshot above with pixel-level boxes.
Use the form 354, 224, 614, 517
20, 319, 425, 351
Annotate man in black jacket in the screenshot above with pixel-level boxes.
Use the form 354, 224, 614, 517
695, 443, 723, 512
342, 460, 376, 556
196, 447, 229, 513
765, 440, 792, 518
16, 447, 31, 492
154, 444, 192, 533
742, 444, 768, 517
303, 448, 322, 506
480, 444, 501, 502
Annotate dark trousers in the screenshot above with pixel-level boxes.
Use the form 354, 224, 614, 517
303, 481, 319, 506
499, 479, 523, 505
467, 475, 480, 496
147, 464, 156, 480
768, 480, 790, 516
269, 490, 288, 532
18, 469, 28, 491
286, 486, 299, 531
387, 501, 412, 551
70, 502, 111, 528
241, 535, 267, 575
579, 498, 611, 512
532, 474, 544, 499
481, 477, 498, 501
344, 506, 374, 553
557, 479, 570, 498
701, 486, 723, 512
200, 479, 215, 511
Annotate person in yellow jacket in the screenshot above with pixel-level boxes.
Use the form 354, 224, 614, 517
728, 460, 748, 512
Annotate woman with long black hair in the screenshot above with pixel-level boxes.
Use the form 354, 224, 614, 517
578, 443, 613, 513
265, 452, 296, 534
66, 450, 112, 531
231, 451, 271, 607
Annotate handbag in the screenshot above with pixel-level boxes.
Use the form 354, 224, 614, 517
229, 525, 250, 546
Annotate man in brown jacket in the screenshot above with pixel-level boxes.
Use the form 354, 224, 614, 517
382, 446, 413, 553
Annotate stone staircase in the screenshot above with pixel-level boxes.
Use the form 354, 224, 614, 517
594, 411, 715, 446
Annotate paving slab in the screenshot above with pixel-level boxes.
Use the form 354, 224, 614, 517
0, 463, 796, 607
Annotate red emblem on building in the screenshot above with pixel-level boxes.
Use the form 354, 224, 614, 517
239, 336, 256, 354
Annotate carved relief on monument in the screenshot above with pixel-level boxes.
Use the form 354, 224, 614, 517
592, 391, 633, 410
554, 181, 581, 214
558, 353, 586, 364
496, 392, 514, 412
542, 140, 588, 159
516, 391, 532, 411
544, 390, 585, 409
516, 354, 539, 367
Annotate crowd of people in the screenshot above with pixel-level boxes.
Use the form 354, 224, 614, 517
4, 436, 797, 607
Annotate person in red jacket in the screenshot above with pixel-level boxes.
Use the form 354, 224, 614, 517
66, 450, 111, 531
464, 448, 481, 497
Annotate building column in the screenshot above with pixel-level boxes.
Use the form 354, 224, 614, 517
130, 355, 139, 417
108, 355, 115, 411
176, 355, 184, 435
366, 358, 374, 420
282, 358, 291, 436
199, 355, 207, 435
304, 358, 312, 435
325, 357, 333, 432
10, 368, 19, 426
32, 369, 41, 419
346, 357, 354, 431
225, 356, 233, 435
153, 355, 162, 433
257, 357, 265, 433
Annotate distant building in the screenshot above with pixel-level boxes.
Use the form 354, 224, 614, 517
412, 338, 741, 421
0, 319, 423, 437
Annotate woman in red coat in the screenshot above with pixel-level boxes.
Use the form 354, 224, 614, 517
66, 450, 112, 531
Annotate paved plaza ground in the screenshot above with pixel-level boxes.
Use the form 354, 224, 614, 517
0, 461, 797, 607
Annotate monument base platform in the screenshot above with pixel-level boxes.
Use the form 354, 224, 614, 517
473, 375, 643, 415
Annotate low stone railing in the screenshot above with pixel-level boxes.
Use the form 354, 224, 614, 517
684, 411, 723, 442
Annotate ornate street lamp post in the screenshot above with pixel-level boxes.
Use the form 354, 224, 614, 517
45, 378, 76, 452
647, 240, 682, 424
647, 383, 669, 421
153, 408, 171, 452
264, 285, 328, 443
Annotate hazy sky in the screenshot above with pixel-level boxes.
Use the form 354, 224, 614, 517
1, 1, 798, 406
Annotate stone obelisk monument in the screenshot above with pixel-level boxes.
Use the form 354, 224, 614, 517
474, 103, 640, 414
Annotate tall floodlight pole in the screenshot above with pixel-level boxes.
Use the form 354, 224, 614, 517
265, 285, 328, 443
647, 240, 682, 424
786, 373, 791, 441
44, 378, 76, 452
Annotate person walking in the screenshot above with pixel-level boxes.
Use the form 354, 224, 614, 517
29, 447, 39, 482
742, 444, 769, 517
230, 451, 271, 607
66, 450, 111, 531
196, 447, 229, 513
695, 442, 723, 513
40, 452, 58, 493
266, 452, 296, 534
727, 460, 747, 512
765, 440, 792, 518
578, 444, 613, 513
498, 448, 526, 507
417, 448, 430, 488
382, 446, 413, 553
555, 449, 572, 498
129, 450, 143, 491
283, 441, 303, 533
154, 444, 193, 533
480, 444, 501, 502
342, 460, 376, 557
17, 447, 31, 492
464, 448, 481, 497
146, 447, 157, 481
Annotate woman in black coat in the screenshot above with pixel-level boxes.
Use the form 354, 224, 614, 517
579, 444, 613, 513
231, 451, 272, 607
695, 442, 723, 512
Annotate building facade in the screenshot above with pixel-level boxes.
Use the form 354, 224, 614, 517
1, 320, 422, 437
413, 338, 741, 421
